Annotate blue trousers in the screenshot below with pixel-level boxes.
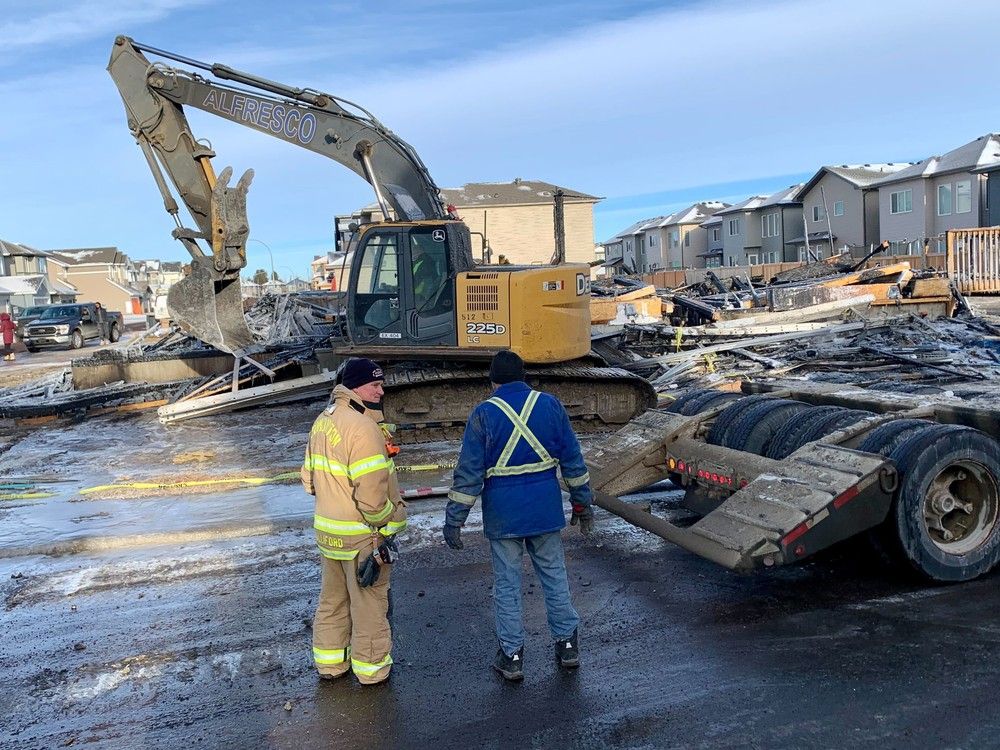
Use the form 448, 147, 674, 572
489, 532, 580, 657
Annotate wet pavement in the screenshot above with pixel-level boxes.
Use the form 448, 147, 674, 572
2, 402, 1000, 748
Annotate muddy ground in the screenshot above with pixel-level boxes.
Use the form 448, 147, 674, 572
2, 401, 1000, 749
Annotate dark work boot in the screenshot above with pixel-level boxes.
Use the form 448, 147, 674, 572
556, 630, 579, 668
492, 647, 524, 681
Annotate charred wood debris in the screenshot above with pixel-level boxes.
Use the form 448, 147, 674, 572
3, 264, 1000, 423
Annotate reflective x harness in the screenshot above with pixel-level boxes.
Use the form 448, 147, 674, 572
485, 390, 559, 478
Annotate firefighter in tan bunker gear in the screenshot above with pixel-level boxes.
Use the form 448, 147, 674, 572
301, 358, 407, 684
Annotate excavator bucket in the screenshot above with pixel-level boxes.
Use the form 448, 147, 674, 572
167, 259, 255, 353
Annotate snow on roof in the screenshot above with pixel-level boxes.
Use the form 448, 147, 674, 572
0, 275, 44, 295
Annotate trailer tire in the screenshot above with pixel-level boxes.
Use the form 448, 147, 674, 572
856, 419, 936, 457
706, 395, 777, 447
882, 424, 1000, 582
727, 400, 814, 456
766, 405, 845, 459
665, 389, 714, 414
678, 390, 742, 416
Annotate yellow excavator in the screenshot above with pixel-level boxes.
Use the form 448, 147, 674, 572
107, 36, 654, 433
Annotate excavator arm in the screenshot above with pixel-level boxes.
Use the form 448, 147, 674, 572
107, 35, 448, 352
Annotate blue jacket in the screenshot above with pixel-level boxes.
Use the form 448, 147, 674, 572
446, 381, 592, 540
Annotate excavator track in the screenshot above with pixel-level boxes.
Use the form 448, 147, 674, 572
383, 363, 656, 443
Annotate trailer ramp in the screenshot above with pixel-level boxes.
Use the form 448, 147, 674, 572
588, 410, 895, 571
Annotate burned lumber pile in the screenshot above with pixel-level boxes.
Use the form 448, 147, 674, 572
0, 292, 346, 423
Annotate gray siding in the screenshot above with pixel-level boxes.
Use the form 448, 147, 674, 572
681, 225, 708, 268
758, 209, 781, 261
863, 189, 880, 250
877, 178, 928, 251
929, 172, 983, 239
721, 214, 748, 266
799, 173, 866, 254
986, 172, 1000, 227
781, 208, 804, 261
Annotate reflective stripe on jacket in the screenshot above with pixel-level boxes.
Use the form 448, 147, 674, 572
301, 384, 407, 559
446, 380, 592, 539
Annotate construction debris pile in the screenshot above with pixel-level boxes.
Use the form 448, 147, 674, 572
0, 292, 345, 422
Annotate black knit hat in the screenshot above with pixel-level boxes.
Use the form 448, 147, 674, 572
489, 350, 525, 385
343, 358, 385, 389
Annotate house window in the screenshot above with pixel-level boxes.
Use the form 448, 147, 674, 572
747, 253, 759, 265
728, 256, 736, 266
712, 228, 721, 242
834, 201, 844, 217
761, 213, 780, 238
625, 240, 632, 251
956, 180, 972, 214
798, 247, 809, 262
728, 218, 741, 236
684, 232, 690, 247
890, 189, 912, 214
812, 205, 825, 222
648, 234, 657, 247
669, 229, 679, 247
938, 184, 952, 216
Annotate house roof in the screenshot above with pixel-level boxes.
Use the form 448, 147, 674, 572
654, 201, 731, 227
161, 261, 184, 272
798, 164, 912, 197
46, 247, 127, 266
49, 278, 78, 295
0, 274, 47, 295
759, 184, 804, 208
440, 180, 600, 208
0, 239, 48, 257
786, 231, 836, 245
714, 195, 768, 216
872, 134, 1000, 187
701, 214, 723, 226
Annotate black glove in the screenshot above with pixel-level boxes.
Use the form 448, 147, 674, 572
570, 503, 594, 536
357, 551, 381, 588
443, 522, 464, 550
375, 536, 399, 564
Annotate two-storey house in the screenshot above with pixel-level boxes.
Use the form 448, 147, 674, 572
873, 134, 1000, 255
793, 165, 908, 260
47, 247, 146, 315
752, 185, 804, 263
650, 201, 730, 269
716, 196, 767, 267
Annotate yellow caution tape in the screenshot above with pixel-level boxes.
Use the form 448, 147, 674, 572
0, 492, 55, 501
79, 471, 301, 495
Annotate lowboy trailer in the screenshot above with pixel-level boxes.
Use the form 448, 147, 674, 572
588, 380, 1000, 583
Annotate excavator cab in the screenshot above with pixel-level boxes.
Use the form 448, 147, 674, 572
347, 221, 473, 347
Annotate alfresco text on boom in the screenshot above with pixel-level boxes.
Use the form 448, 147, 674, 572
201, 90, 317, 144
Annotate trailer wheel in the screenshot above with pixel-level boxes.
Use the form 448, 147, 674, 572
884, 424, 1000, 582
856, 419, 935, 457
725, 400, 814, 456
664, 389, 714, 414
766, 406, 843, 459
677, 390, 741, 416
812, 408, 875, 436
706, 395, 776, 446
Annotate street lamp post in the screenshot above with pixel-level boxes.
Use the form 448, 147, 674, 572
248, 238, 275, 280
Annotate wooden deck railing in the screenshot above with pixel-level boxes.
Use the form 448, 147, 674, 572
947, 227, 1000, 294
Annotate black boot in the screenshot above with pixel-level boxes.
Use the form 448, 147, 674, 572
556, 630, 579, 668
492, 647, 524, 681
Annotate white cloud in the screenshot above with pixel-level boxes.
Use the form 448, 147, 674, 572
0, 0, 210, 50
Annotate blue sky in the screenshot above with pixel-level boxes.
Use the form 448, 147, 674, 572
2, 0, 1000, 278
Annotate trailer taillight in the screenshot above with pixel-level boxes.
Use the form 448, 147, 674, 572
833, 486, 859, 509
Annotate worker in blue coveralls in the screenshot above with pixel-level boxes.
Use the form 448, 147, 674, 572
443, 350, 594, 681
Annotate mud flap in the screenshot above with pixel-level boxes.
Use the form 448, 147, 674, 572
167, 258, 255, 353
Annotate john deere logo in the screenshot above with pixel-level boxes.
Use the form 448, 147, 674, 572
576, 273, 590, 296
432, 229, 446, 242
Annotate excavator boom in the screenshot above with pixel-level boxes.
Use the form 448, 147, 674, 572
107, 35, 448, 352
